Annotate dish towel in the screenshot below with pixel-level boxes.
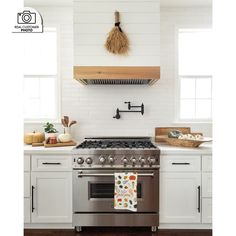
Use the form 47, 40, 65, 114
114, 172, 138, 212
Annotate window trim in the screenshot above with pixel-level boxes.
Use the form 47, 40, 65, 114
24, 25, 61, 124
174, 26, 213, 123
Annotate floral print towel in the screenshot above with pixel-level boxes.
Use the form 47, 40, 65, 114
114, 172, 137, 212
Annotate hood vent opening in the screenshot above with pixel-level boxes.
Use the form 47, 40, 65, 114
86, 79, 150, 85
74, 66, 160, 86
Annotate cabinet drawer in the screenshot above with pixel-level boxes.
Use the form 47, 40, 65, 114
202, 198, 212, 223
32, 155, 72, 171
24, 172, 30, 198
24, 198, 31, 223
160, 155, 201, 172
202, 155, 212, 172
24, 154, 30, 172
202, 173, 212, 197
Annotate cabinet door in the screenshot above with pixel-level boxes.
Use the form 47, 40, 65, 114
31, 172, 72, 223
160, 172, 201, 223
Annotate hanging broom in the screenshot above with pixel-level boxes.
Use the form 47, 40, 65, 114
105, 11, 129, 55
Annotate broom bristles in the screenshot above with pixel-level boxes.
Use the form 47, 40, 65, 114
105, 26, 129, 55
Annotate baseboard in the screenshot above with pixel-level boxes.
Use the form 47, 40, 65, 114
159, 223, 212, 229
24, 223, 73, 229
24, 223, 212, 230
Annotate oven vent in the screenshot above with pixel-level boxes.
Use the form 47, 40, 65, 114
74, 66, 160, 86
85, 79, 151, 85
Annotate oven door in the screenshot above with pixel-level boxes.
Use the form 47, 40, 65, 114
73, 169, 159, 213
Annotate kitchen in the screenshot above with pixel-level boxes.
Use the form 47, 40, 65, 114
21, 0, 213, 235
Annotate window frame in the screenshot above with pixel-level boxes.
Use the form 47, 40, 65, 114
24, 25, 61, 124
174, 26, 213, 123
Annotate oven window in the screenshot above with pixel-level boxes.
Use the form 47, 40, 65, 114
89, 183, 142, 198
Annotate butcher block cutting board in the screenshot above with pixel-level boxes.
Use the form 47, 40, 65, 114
32, 141, 77, 147
44, 140, 77, 148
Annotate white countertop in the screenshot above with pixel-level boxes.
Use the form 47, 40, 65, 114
24, 142, 212, 155
24, 145, 76, 154
155, 142, 212, 155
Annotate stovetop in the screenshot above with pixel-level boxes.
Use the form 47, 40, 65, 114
73, 137, 160, 168
76, 137, 157, 149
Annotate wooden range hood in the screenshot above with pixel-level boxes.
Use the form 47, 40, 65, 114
74, 66, 160, 85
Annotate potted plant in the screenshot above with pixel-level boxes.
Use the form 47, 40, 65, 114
43, 122, 58, 139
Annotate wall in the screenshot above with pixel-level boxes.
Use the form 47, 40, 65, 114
74, 0, 160, 66
24, 5, 212, 140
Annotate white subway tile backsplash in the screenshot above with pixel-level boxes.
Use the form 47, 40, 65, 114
74, 2, 160, 13
24, 5, 212, 139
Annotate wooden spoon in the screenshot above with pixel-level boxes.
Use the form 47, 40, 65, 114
61, 118, 67, 127
69, 120, 77, 127
64, 116, 69, 127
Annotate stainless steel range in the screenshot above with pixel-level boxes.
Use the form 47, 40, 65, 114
72, 137, 160, 232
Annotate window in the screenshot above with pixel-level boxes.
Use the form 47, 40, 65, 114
23, 27, 59, 122
178, 29, 212, 121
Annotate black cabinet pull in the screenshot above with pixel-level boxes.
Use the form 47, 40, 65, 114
197, 186, 201, 213
172, 162, 190, 165
42, 162, 61, 165
31, 186, 35, 212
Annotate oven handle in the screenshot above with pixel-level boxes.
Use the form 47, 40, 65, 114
77, 173, 155, 177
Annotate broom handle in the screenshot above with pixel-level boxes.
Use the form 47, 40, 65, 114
115, 11, 120, 24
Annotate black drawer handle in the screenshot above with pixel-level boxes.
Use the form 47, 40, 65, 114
172, 162, 190, 165
31, 186, 35, 212
42, 162, 61, 165
197, 186, 201, 213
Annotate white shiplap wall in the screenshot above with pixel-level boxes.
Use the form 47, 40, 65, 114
24, 5, 212, 139
74, 0, 160, 66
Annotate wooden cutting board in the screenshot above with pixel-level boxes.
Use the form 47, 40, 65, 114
44, 140, 77, 148
32, 141, 77, 147
32, 142, 44, 147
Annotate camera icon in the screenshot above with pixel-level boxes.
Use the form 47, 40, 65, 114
17, 10, 36, 24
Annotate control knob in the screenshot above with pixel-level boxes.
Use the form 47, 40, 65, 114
86, 157, 93, 165
131, 157, 137, 165
77, 157, 84, 164
108, 156, 114, 164
99, 156, 106, 164
139, 157, 146, 165
148, 157, 156, 166
123, 157, 128, 165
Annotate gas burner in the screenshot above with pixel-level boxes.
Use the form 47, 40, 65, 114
76, 137, 157, 149
73, 137, 160, 169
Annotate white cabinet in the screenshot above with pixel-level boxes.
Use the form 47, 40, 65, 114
202, 198, 212, 223
31, 172, 72, 223
24, 154, 31, 223
24, 155, 30, 172
32, 155, 72, 172
202, 155, 212, 172
160, 172, 201, 223
161, 155, 201, 172
24, 172, 30, 198
202, 173, 212, 198
24, 198, 31, 223
202, 155, 212, 224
